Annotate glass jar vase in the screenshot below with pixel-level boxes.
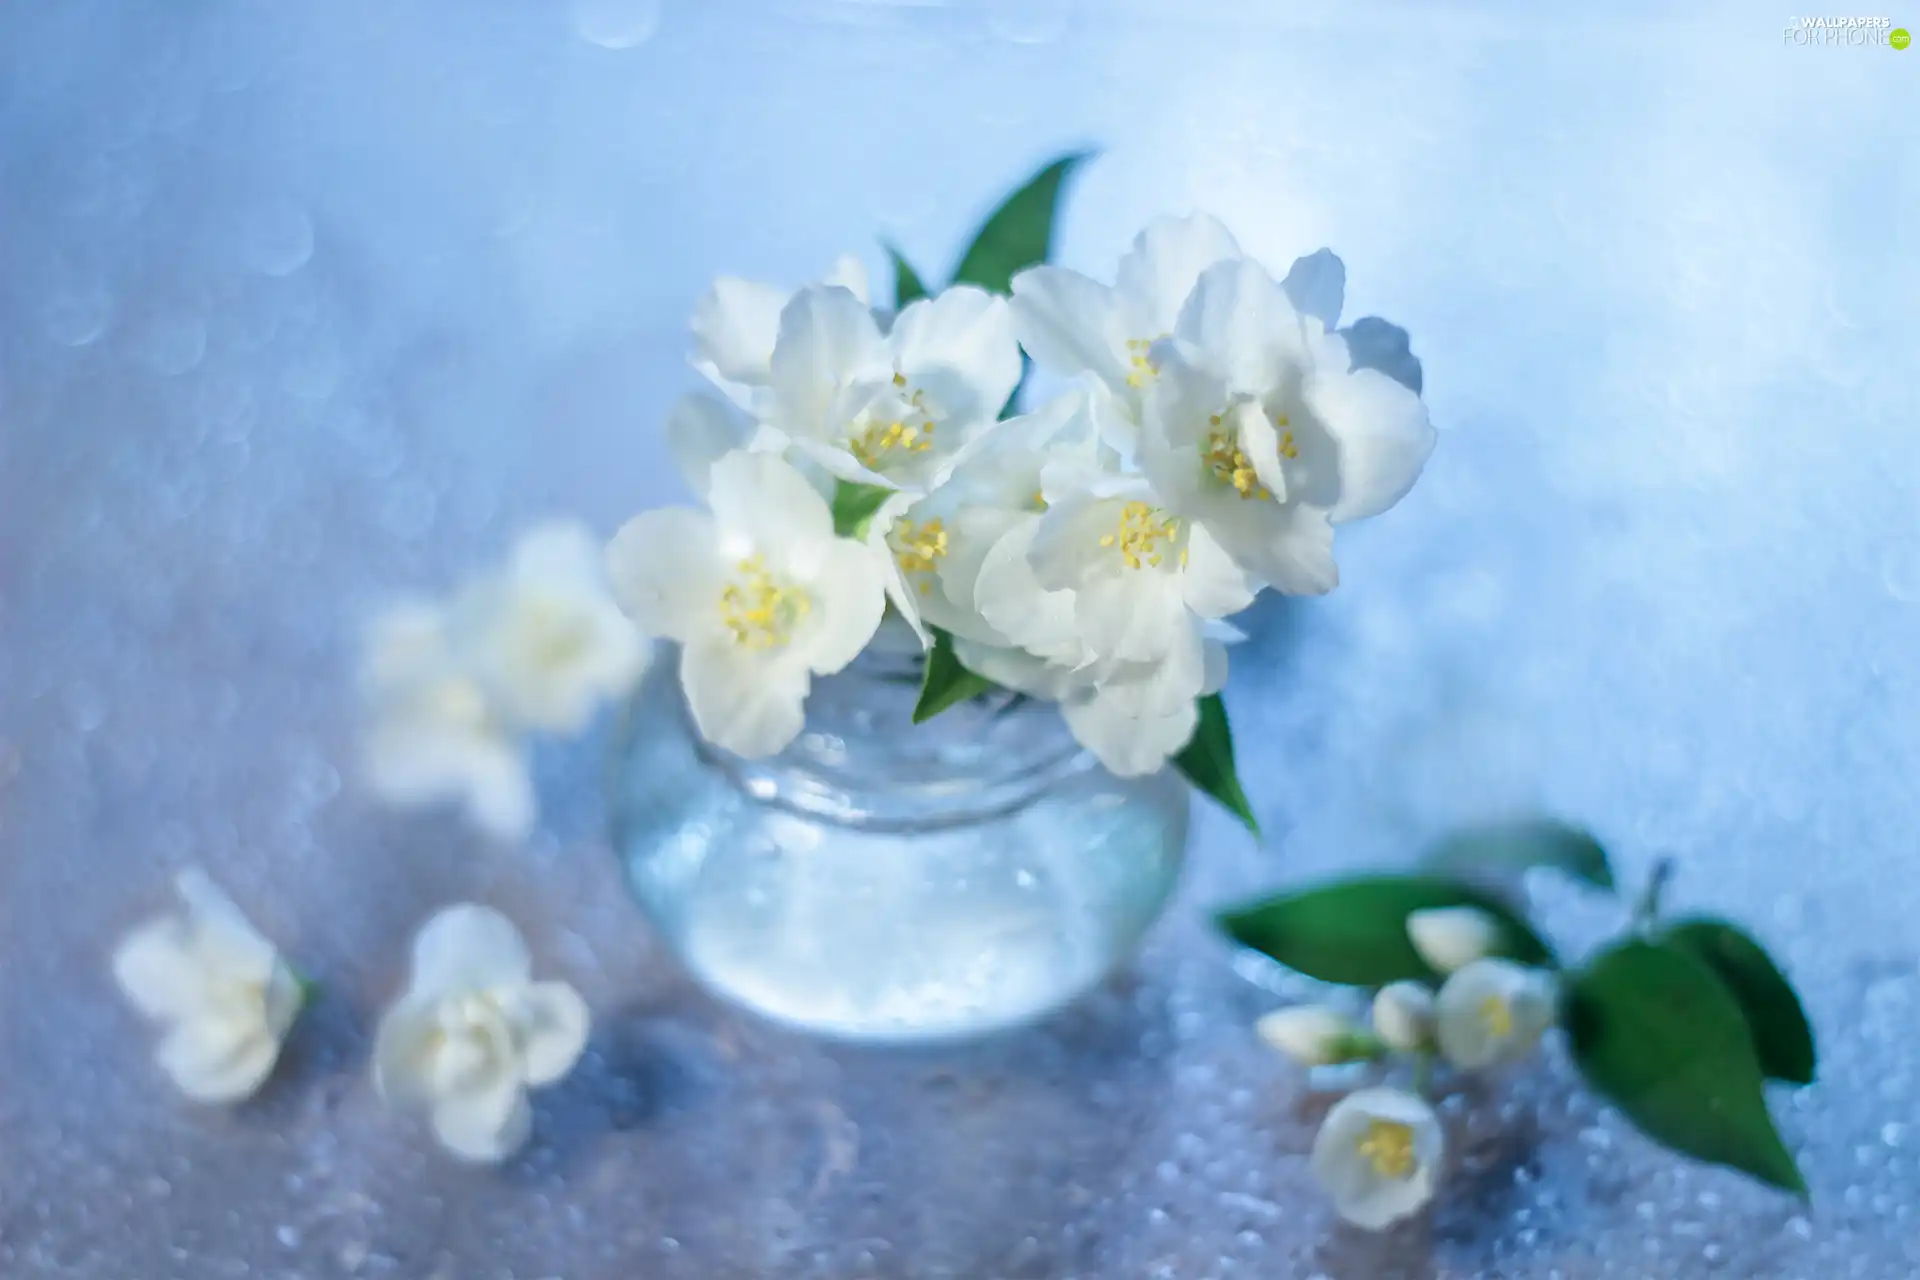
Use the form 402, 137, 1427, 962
609, 625, 1190, 1044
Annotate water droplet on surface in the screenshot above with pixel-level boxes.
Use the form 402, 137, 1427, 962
240, 200, 315, 277
569, 0, 661, 49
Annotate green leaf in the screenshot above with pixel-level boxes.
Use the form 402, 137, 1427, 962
830, 480, 892, 540
1217, 874, 1556, 987
886, 243, 929, 308
1172, 694, 1258, 835
912, 627, 996, 724
1661, 918, 1816, 1086
1565, 939, 1807, 1195
950, 151, 1093, 296
1424, 817, 1615, 892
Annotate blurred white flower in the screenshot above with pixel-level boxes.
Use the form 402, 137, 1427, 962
1010, 213, 1243, 450
112, 870, 304, 1104
763, 282, 1022, 492
451, 521, 651, 735
1311, 1087, 1445, 1230
1371, 981, 1438, 1053
691, 253, 870, 409
1407, 905, 1504, 975
373, 905, 589, 1164
1434, 958, 1555, 1071
359, 602, 535, 841
604, 450, 886, 758
1137, 256, 1435, 596
1256, 1005, 1364, 1067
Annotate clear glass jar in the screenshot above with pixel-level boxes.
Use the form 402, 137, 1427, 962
610, 625, 1190, 1044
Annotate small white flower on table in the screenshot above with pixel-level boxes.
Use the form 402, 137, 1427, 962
451, 520, 651, 735
373, 905, 590, 1164
1371, 981, 1438, 1053
1406, 905, 1503, 975
1256, 1005, 1364, 1067
112, 870, 305, 1104
1434, 958, 1555, 1071
604, 450, 886, 759
1311, 1086, 1445, 1231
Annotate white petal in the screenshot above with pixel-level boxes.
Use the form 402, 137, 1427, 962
1306, 364, 1436, 524
891, 286, 1022, 428
820, 253, 871, 305
112, 919, 206, 1023
1112, 213, 1243, 338
867, 494, 934, 648
1201, 500, 1338, 598
1008, 265, 1126, 388
1310, 1088, 1443, 1231
359, 600, 456, 700
666, 392, 755, 498
178, 869, 285, 984
707, 450, 836, 558
768, 285, 887, 438
603, 507, 725, 643
371, 995, 440, 1106
156, 1017, 280, 1104
1181, 523, 1260, 619
409, 904, 533, 999
504, 982, 591, 1088
951, 638, 1086, 701
430, 1077, 533, 1164
1371, 982, 1437, 1052
795, 538, 886, 675
1173, 257, 1297, 394
973, 518, 1079, 659
361, 714, 535, 843
680, 640, 810, 758
1280, 248, 1346, 330
1061, 688, 1196, 777
691, 276, 787, 387
1434, 958, 1552, 1070
1074, 571, 1185, 664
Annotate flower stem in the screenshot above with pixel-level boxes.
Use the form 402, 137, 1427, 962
1411, 1050, 1436, 1099
1632, 857, 1677, 931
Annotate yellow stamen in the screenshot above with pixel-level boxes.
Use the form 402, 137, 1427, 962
1479, 995, 1513, 1039
850, 417, 936, 468
1357, 1120, 1417, 1180
1124, 336, 1160, 389
892, 517, 949, 594
718, 556, 810, 649
1101, 501, 1181, 570
1204, 431, 1271, 500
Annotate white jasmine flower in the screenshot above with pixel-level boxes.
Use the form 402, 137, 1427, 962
452, 521, 651, 736
1311, 1087, 1445, 1231
764, 282, 1022, 491
112, 870, 304, 1104
1136, 256, 1436, 595
1407, 905, 1504, 975
691, 254, 870, 407
373, 904, 590, 1164
603, 450, 886, 758
359, 602, 535, 841
1010, 213, 1244, 449
1256, 1005, 1368, 1067
1371, 981, 1438, 1053
1434, 958, 1555, 1071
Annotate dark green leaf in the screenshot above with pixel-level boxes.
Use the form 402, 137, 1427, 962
950, 151, 1093, 296
1661, 918, 1816, 1086
912, 627, 996, 724
1566, 939, 1806, 1195
886, 243, 929, 308
1217, 874, 1556, 987
830, 480, 892, 540
1424, 817, 1615, 892
1172, 694, 1258, 835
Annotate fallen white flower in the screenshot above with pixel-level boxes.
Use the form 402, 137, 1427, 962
604, 449, 886, 758
1256, 1005, 1365, 1067
359, 602, 535, 841
112, 870, 304, 1104
1434, 958, 1555, 1071
452, 521, 651, 736
373, 904, 590, 1164
1311, 1086, 1445, 1230
1371, 981, 1438, 1053
1407, 905, 1504, 975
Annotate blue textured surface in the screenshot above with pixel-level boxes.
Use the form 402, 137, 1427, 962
2, 2, 1917, 1276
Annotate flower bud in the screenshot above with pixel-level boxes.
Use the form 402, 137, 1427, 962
1257, 1005, 1361, 1066
1407, 905, 1503, 974
1371, 981, 1437, 1052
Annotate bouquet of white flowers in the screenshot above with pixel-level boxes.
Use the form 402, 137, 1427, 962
596, 154, 1435, 826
